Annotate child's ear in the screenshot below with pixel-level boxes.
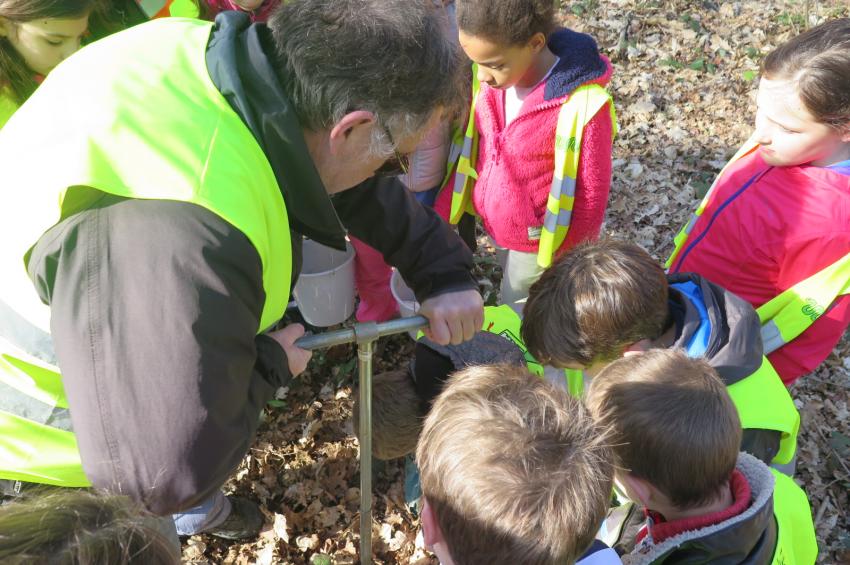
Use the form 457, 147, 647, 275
527, 32, 547, 53
621, 474, 653, 507
622, 339, 652, 356
421, 497, 444, 549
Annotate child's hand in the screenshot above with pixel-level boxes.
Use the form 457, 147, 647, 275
419, 289, 484, 345
269, 324, 312, 376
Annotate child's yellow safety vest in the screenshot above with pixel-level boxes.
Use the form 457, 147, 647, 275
447, 66, 618, 268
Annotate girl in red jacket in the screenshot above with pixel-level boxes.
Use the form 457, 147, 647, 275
436, 0, 615, 305
668, 18, 850, 385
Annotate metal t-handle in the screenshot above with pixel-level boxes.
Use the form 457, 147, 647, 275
293, 315, 428, 564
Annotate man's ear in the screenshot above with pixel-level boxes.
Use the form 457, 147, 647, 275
328, 110, 377, 156
421, 497, 444, 549
0, 17, 12, 38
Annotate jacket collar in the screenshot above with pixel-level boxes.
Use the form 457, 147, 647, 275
543, 28, 610, 101
667, 272, 764, 385
205, 12, 347, 250
623, 453, 777, 565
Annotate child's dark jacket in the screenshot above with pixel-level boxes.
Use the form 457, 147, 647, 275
667, 272, 781, 464
612, 453, 777, 564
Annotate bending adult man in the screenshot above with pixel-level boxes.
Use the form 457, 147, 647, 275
0, 0, 482, 539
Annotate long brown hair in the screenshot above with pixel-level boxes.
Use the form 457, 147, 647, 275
0, 0, 100, 104
763, 18, 850, 128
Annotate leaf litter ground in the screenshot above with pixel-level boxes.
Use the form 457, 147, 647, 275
184, 2, 849, 562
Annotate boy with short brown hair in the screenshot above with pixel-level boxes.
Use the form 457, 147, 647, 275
415, 364, 620, 565
521, 239, 799, 467
587, 350, 816, 564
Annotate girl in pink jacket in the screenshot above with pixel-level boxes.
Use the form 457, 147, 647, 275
436, 0, 615, 304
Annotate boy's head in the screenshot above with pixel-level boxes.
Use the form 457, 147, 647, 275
455, 0, 556, 89
586, 349, 741, 512
755, 17, 850, 167
522, 239, 669, 375
416, 364, 614, 565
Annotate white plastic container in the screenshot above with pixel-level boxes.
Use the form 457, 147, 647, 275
390, 269, 420, 338
293, 239, 356, 327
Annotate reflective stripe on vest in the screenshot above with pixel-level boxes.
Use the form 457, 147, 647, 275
448, 65, 481, 223
137, 0, 200, 18
537, 85, 618, 268
449, 80, 617, 268
758, 251, 850, 355
0, 18, 291, 486
770, 469, 818, 565
665, 136, 850, 356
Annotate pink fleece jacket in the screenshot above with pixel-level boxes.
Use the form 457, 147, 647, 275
205, 0, 279, 22
436, 28, 614, 254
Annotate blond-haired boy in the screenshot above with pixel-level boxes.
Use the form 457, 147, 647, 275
416, 364, 620, 565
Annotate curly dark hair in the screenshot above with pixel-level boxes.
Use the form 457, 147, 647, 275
456, 0, 556, 45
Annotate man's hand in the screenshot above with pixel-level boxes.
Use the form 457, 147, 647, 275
419, 289, 484, 345
269, 324, 312, 376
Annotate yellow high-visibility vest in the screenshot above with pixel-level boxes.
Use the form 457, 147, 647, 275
0, 18, 290, 486
449, 76, 617, 268
136, 0, 200, 19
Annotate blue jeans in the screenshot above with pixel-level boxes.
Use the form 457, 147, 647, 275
172, 490, 232, 536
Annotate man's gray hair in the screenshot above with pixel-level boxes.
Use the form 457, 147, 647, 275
268, 0, 466, 157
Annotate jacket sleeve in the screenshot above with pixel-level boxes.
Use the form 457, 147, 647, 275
769, 232, 850, 384
29, 195, 290, 515
561, 103, 613, 250
332, 175, 477, 302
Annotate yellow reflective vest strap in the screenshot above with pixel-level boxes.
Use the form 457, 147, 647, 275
448, 64, 481, 223
665, 135, 759, 270
758, 251, 850, 355
537, 84, 617, 268
448, 79, 617, 266
0, 347, 88, 486
0, 18, 290, 486
770, 469, 818, 565
0, 85, 19, 130
137, 0, 200, 19
726, 357, 799, 465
